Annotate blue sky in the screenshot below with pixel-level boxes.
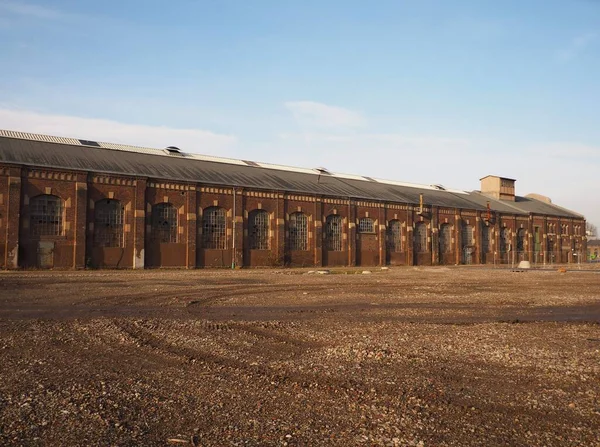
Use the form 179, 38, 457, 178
1, 0, 599, 228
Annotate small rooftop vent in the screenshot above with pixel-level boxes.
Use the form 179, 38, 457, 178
164, 146, 182, 155
314, 167, 330, 175
431, 184, 446, 190
79, 139, 101, 147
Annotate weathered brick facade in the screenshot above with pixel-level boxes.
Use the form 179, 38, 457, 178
0, 133, 588, 269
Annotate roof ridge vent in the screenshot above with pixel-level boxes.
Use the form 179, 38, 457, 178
164, 146, 182, 155
78, 139, 101, 147
314, 167, 330, 175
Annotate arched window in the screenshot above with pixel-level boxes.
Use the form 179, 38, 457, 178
439, 223, 452, 253
414, 222, 428, 253
499, 228, 510, 253
202, 207, 226, 249
94, 199, 124, 247
386, 220, 402, 252
288, 212, 308, 251
249, 209, 269, 250
516, 228, 526, 252
461, 223, 474, 248
30, 194, 64, 236
358, 218, 375, 233
482, 225, 492, 253
152, 203, 178, 243
325, 215, 342, 251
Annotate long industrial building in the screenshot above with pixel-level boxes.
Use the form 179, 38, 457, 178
0, 130, 587, 269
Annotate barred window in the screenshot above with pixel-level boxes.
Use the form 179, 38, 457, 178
561, 224, 568, 235
439, 223, 452, 253
482, 225, 492, 252
325, 215, 343, 251
249, 209, 269, 250
288, 212, 308, 251
500, 228, 510, 253
94, 199, 124, 247
386, 220, 402, 252
30, 194, 64, 236
414, 222, 428, 253
203, 207, 226, 249
461, 224, 474, 248
516, 228, 526, 252
548, 223, 555, 234
358, 218, 375, 233
152, 203, 178, 243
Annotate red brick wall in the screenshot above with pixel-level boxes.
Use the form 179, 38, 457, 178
87, 177, 137, 268
20, 170, 79, 268
0, 162, 589, 270
284, 198, 316, 267
145, 182, 192, 268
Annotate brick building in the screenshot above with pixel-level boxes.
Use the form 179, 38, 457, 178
0, 130, 587, 269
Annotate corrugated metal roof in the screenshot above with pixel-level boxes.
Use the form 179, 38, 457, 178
0, 130, 583, 218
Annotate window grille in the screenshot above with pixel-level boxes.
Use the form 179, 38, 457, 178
386, 220, 402, 252
516, 228, 526, 252
461, 224, 474, 248
561, 224, 568, 235
249, 210, 269, 250
499, 228, 510, 253
30, 194, 64, 236
325, 215, 343, 251
288, 212, 308, 251
439, 223, 452, 253
482, 225, 492, 252
414, 222, 428, 252
202, 207, 226, 249
151, 203, 178, 243
94, 199, 124, 248
358, 217, 375, 233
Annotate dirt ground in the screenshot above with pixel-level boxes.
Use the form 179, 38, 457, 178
0, 266, 599, 447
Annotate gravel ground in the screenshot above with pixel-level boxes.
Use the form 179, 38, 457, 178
0, 266, 599, 446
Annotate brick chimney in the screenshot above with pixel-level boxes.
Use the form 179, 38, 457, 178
480, 175, 516, 201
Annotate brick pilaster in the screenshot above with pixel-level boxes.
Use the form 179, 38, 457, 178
186, 187, 197, 268
3, 168, 22, 269
233, 188, 244, 268
348, 200, 356, 266
275, 194, 285, 266
132, 178, 147, 269
73, 173, 88, 268
314, 197, 322, 267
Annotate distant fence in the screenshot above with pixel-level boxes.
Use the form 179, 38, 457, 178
488, 250, 587, 266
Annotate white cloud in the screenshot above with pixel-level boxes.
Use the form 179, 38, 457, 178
284, 101, 366, 129
527, 141, 600, 159
0, 108, 237, 154
556, 32, 597, 62
0, 1, 66, 20
276, 131, 473, 183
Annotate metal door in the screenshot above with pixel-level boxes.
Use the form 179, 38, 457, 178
462, 247, 473, 265
37, 241, 54, 268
